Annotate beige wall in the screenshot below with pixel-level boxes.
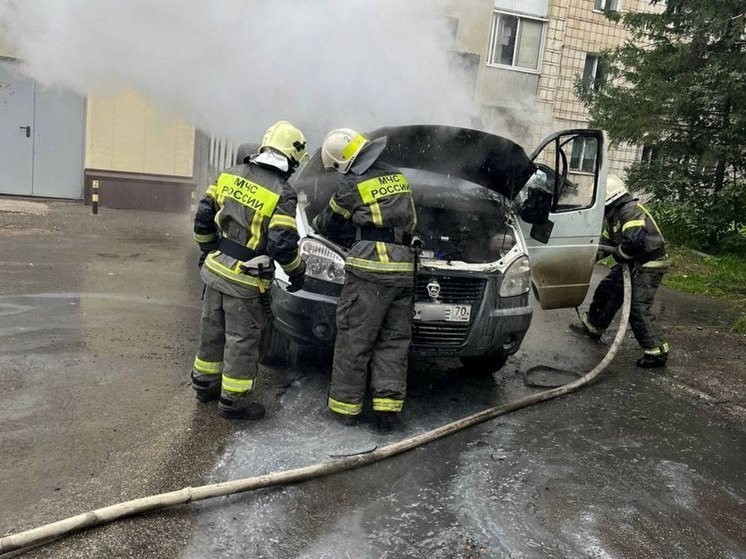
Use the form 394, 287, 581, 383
535, 0, 661, 173
86, 90, 195, 177
0, 36, 17, 58
445, 0, 492, 55
538, 0, 642, 124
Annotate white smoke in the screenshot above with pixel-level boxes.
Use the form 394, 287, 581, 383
0, 0, 476, 143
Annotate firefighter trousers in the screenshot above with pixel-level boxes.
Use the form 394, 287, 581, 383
328, 274, 414, 416
587, 264, 668, 354
192, 285, 267, 401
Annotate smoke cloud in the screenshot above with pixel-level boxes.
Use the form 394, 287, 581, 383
0, 0, 476, 144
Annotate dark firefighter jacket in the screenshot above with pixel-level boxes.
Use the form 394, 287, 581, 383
193, 161, 302, 298
600, 194, 668, 268
314, 161, 417, 287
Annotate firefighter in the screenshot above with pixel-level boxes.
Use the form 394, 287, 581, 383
570, 174, 670, 368
196, 143, 259, 269
313, 128, 417, 432
191, 121, 308, 419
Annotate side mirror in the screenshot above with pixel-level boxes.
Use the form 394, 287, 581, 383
530, 220, 554, 244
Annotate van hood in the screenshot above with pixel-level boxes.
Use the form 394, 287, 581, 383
368, 125, 536, 201
294, 125, 536, 201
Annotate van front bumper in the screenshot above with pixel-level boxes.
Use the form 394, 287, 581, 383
271, 276, 533, 358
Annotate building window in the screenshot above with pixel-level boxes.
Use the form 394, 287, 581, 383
488, 11, 546, 71
582, 54, 607, 92
594, 0, 619, 11
570, 137, 598, 173
641, 144, 658, 164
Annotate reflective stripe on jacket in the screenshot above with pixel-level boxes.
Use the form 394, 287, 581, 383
601, 195, 668, 268
193, 162, 302, 295
314, 161, 417, 285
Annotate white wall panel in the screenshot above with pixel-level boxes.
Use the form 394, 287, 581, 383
494, 0, 548, 18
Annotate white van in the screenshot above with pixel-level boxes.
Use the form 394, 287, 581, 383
267, 125, 608, 375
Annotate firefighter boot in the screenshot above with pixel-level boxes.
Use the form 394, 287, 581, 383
330, 410, 359, 427
192, 375, 221, 403
217, 396, 266, 420
636, 353, 668, 369
568, 314, 603, 341
376, 412, 398, 433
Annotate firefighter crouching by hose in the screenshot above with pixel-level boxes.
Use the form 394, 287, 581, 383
313, 129, 418, 432
191, 121, 308, 419
570, 174, 670, 368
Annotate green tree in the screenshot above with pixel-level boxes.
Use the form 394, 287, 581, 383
577, 0, 746, 254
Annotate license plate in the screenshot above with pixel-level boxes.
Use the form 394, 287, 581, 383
413, 303, 472, 323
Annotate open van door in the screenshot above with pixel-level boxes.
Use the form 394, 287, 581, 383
519, 129, 608, 310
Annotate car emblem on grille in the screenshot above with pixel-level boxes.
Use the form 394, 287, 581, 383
427, 279, 441, 301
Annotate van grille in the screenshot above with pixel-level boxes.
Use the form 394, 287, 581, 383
412, 275, 486, 347
414, 276, 486, 304
412, 322, 473, 347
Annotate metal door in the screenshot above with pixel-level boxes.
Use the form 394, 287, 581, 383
520, 129, 608, 310
32, 87, 85, 198
0, 61, 34, 196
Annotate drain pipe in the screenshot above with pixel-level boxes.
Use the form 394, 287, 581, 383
0, 266, 632, 556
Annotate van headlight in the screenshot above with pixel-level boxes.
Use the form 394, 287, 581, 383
499, 256, 530, 297
299, 238, 346, 285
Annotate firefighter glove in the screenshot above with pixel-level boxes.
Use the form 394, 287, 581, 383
286, 261, 306, 293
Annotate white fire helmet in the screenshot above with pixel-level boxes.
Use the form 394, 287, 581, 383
605, 174, 628, 206
321, 128, 368, 174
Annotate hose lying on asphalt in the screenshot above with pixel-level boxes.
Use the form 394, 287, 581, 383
0, 265, 632, 556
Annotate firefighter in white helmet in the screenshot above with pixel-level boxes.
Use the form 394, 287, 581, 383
314, 128, 417, 432
570, 174, 671, 368
191, 120, 308, 418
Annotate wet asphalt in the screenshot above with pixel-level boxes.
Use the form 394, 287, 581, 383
0, 200, 744, 559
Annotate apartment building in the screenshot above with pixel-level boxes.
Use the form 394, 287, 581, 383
445, 0, 656, 178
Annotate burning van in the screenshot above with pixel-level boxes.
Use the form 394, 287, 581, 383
267, 125, 608, 374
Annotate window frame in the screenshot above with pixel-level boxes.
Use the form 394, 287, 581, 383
569, 136, 598, 175
582, 53, 606, 92
486, 10, 548, 75
640, 144, 658, 164
593, 0, 620, 13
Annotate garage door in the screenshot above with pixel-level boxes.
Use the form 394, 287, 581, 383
0, 60, 85, 199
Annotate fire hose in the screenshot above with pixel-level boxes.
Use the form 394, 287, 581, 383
0, 264, 632, 555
